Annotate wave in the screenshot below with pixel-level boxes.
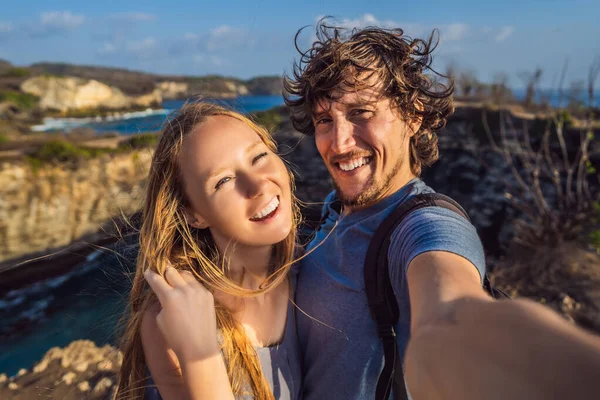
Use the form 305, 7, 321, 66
31, 108, 175, 132
0, 250, 103, 316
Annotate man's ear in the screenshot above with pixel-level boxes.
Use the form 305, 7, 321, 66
407, 116, 423, 138
407, 100, 424, 137
184, 209, 209, 229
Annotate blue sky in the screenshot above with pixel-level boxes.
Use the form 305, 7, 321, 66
0, 1, 598, 88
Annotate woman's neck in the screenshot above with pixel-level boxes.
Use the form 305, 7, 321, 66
213, 237, 274, 289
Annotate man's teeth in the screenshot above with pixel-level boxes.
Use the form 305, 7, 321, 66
338, 157, 370, 172
252, 197, 279, 219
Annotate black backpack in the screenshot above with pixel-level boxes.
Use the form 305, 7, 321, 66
363, 192, 509, 400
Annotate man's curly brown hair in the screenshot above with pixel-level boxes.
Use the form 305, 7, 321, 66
283, 19, 455, 176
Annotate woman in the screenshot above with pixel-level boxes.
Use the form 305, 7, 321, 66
116, 101, 302, 400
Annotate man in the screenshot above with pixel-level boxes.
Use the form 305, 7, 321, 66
284, 22, 600, 399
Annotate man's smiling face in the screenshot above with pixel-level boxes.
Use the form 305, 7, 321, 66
312, 79, 421, 210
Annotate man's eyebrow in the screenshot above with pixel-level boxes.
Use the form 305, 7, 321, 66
344, 100, 377, 108
312, 100, 376, 119
206, 141, 264, 181
312, 110, 330, 120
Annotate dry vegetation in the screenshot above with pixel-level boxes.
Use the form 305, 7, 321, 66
488, 62, 600, 332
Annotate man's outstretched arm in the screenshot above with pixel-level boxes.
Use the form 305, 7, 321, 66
404, 251, 600, 400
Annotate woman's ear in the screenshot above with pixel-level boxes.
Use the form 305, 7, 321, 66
184, 209, 209, 229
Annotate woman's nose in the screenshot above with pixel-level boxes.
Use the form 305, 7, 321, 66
242, 174, 268, 199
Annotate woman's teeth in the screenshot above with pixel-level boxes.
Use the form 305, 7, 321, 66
338, 157, 370, 172
251, 196, 279, 220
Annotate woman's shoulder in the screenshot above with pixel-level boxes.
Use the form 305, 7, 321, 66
141, 301, 161, 336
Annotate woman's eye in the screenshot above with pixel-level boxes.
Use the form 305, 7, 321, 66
252, 152, 268, 164
215, 177, 231, 190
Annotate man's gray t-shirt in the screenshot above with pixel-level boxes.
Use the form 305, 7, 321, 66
295, 178, 486, 399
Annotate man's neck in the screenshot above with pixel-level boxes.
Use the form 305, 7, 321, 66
344, 173, 418, 215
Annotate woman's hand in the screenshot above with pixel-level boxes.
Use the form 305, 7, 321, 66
144, 266, 219, 363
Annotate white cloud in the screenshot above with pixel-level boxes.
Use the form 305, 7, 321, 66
495, 26, 515, 42
169, 26, 252, 57
444, 23, 468, 41
127, 37, 157, 53
329, 14, 399, 30
194, 54, 226, 66
184, 32, 200, 40
313, 15, 468, 44
18, 11, 86, 38
98, 42, 117, 55
40, 11, 85, 29
206, 25, 247, 51
211, 25, 234, 37
97, 37, 159, 58
0, 22, 13, 33
338, 13, 378, 28
108, 12, 156, 22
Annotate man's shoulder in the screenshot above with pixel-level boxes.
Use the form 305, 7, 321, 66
393, 185, 474, 238
385, 196, 485, 281
402, 179, 436, 199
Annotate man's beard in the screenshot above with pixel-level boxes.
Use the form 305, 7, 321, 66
334, 157, 402, 208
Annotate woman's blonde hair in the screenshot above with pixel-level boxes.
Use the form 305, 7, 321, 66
116, 101, 300, 399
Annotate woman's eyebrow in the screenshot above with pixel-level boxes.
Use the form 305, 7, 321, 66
245, 140, 263, 155
206, 141, 264, 181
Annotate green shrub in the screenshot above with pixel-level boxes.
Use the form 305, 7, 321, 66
27, 140, 112, 165
557, 109, 574, 128
118, 133, 159, 150
2, 67, 30, 78
0, 133, 10, 144
589, 230, 600, 253
0, 91, 39, 110
252, 107, 284, 132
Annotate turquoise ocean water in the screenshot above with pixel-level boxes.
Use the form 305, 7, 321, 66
31, 95, 286, 134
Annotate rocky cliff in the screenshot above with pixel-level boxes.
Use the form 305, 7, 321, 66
155, 81, 189, 100
26, 62, 282, 98
0, 150, 152, 265
20, 76, 162, 112
0, 61, 283, 123
0, 340, 121, 400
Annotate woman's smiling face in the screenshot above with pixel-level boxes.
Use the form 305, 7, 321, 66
179, 115, 293, 249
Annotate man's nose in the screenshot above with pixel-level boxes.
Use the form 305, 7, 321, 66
331, 118, 356, 154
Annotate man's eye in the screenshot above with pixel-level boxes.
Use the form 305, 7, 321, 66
252, 152, 268, 164
215, 177, 231, 190
352, 109, 373, 117
315, 117, 332, 125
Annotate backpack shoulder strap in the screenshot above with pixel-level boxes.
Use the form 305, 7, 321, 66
364, 192, 471, 400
